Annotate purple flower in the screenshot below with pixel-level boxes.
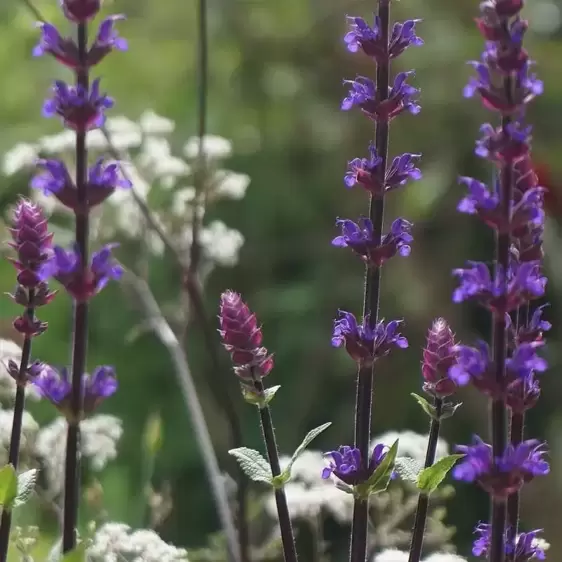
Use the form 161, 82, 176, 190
506, 373, 541, 414
33, 22, 79, 68
345, 16, 422, 61
33, 365, 117, 419
452, 260, 546, 312
473, 523, 546, 560
88, 158, 131, 190
31, 159, 73, 196
332, 217, 413, 266
322, 443, 390, 486
475, 121, 531, 163
453, 436, 549, 498
457, 176, 499, 215
515, 304, 551, 345
344, 146, 421, 196
448, 341, 490, 387
332, 310, 408, 366
39, 244, 123, 301
42, 78, 114, 131
88, 15, 128, 66
506, 342, 548, 379
341, 72, 420, 121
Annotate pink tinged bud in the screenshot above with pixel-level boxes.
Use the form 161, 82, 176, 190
219, 291, 274, 384
60, 0, 101, 23
422, 318, 458, 397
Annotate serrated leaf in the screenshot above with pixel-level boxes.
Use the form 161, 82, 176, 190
394, 456, 423, 483
242, 385, 281, 408
0, 464, 18, 510
411, 393, 437, 419
440, 401, 463, 420
13, 468, 38, 508
417, 454, 465, 494
283, 422, 331, 479
365, 439, 399, 495
228, 447, 272, 485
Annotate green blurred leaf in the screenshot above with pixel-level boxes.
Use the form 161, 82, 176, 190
228, 447, 272, 485
411, 393, 437, 419
365, 439, 399, 495
417, 454, 465, 494
242, 385, 281, 409
143, 412, 163, 457
0, 464, 18, 510
61, 541, 88, 562
13, 468, 37, 508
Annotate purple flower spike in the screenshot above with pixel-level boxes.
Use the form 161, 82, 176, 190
88, 15, 128, 66
472, 523, 546, 560
31, 159, 73, 196
33, 22, 79, 68
475, 121, 531, 163
32, 364, 117, 420
38, 244, 122, 302
42, 78, 114, 131
345, 16, 422, 62
332, 310, 408, 366
385, 152, 422, 190
341, 72, 420, 122
322, 443, 391, 486
453, 435, 549, 498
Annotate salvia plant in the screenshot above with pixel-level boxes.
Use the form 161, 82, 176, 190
0, 0, 553, 561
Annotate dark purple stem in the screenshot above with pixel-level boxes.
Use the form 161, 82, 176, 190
62, 22, 89, 554
489, 73, 514, 562
253, 380, 298, 562
506, 411, 524, 559
408, 398, 443, 562
0, 299, 35, 562
350, 2, 390, 561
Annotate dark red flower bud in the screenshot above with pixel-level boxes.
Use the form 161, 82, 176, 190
422, 318, 458, 397
61, 0, 101, 23
219, 291, 274, 386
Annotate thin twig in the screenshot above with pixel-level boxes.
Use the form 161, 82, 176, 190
124, 271, 240, 562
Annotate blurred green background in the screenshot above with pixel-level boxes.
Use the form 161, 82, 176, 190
1, 0, 562, 559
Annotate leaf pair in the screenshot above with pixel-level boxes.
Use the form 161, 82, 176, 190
394, 453, 464, 494
0, 465, 38, 512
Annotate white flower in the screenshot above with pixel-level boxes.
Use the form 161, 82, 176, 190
373, 549, 409, 562
372, 430, 449, 464
0, 407, 39, 464
35, 415, 123, 495
213, 170, 250, 200
138, 137, 190, 180
2, 143, 38, 176
106, 116, 141, 134
172, 188, 197, 217
0, 339, 40, 400
139, 110, 176, 135
89, 522, 189, 562
199, 220, 244, 267
265, 482, 323, 520
31, 187, 59, 216
279, 450, 325, 486
38, 130, 75, 154
183, 135, 232, 161
423, 554, 468, 562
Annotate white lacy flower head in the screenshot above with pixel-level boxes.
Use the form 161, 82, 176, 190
139, 110, 176, 135
213, 170, 251, 200
0, 407, 39, 465
137, 137, 191, 180
89, 522, 189, 562
35, 415, 123, 495
373, 549, 409, 562
2, 143, 38, 176
0, 339, 41, 401
372, 430, 449, 464
423, 554, 468, 562
199, 220, 244, 267
183, 135, 233, 161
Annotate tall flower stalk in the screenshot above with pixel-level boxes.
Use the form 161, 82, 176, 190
30, 0, 128, 552
448, 2, 549, 562
329, 3, 423, 560
0, 201, 55, 561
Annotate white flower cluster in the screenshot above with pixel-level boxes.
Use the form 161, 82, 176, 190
88, 522, 189, 562
265, 450, 354, 523
373, 550, 467, 562
0, 338, 40, 400
1, 110, 248, 268
372, 430, 449, 464
35, 415, 123, 496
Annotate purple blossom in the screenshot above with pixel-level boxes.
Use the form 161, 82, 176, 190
33, 22, 79, 68
38, 244, 123, 301
515, 304, 551, 345
88, 15, 128, 66
322, 443, 390, 486
452, 260, 546, 312
475, 121, 531, 163
88, 158, 131, 190
42, 78, 114, 131
341, 72, 420, 121
506, 342, 548, 379
473, 523, 546, 560
332, 217, 413, 266
448, 341, 490, 386
506, 373, 541, 414
345, 16, 422, 61
33, 365, 117, 418
453, 436, 549, 498
31, 159, 73, 196
332, 310, 408, 366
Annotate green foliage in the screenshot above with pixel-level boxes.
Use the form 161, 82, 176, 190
228, 447, 273, 485
0, 464, 18, 510
417, 454, 465, 495
242, 385, 281, 409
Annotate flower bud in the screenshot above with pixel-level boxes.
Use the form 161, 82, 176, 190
422, 318, 458, 397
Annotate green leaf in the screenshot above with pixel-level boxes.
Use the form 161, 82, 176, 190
365, 439, 399, 495
143, 413, 163, 457
394, 456, 423, 483
440, 401, 463, 420
228, 447, 273, 485
411, 393, 437, 419
417, 454, 465, 494
0, 464, 18, 510
13, 468, 38, 508
242, 385, 281, 408
61, 541, 89, 562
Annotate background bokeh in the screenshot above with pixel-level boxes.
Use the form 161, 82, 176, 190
1, 0, 562, 559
